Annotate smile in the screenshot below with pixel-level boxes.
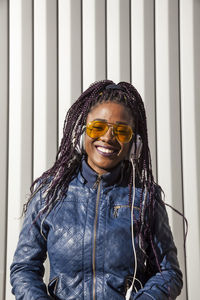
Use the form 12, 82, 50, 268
96, 146, 119, 156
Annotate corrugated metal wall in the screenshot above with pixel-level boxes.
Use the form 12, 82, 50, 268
1, 0, 200, 299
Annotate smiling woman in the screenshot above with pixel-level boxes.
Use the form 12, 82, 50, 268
10, 80, 183, 300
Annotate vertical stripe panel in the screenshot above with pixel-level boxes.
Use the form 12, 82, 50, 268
0, 0, 8, 299
33, 0, 57, 180
82, 0, 106, 90
180, 0, 200, 298
131, 0, 157, 178
107, 0, 130, 82
155, 1, 186, 298
58, 0, 82, 142
6, 0, 33, 299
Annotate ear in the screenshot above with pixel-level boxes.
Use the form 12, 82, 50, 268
129, 135, 142, 161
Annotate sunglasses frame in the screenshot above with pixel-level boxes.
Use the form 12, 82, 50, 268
86, 120, 133, 143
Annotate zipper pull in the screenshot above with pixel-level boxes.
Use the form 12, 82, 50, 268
93, 174, 101, 189
113, 205, 120, 218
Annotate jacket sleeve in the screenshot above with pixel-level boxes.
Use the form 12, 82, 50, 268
132, 195, 183, 300
10, 189, 51, 300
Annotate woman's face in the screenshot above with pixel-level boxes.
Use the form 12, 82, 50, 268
85, 102, 134, 175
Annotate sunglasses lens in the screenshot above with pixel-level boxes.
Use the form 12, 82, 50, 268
86, 121, 107, 139
115, 125, 133, 143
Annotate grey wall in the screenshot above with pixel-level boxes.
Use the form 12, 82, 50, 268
1, 0, 200, 299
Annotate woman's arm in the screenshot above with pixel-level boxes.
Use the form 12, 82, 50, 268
132, 196, 183, 300
10, 190, 51, 300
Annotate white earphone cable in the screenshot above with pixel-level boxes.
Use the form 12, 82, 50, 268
125, 158, 138, 300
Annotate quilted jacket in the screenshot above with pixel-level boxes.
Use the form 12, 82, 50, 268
10, 159, 183, 300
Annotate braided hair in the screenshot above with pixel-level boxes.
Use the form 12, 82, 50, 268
25, 80, 158, 241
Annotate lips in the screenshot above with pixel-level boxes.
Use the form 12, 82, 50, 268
95, 145, 119, 157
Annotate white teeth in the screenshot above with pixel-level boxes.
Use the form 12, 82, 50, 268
97, 146, 115, 153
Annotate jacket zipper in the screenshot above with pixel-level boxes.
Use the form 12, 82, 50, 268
92, 175, 101, 300
113, 204, 140, 218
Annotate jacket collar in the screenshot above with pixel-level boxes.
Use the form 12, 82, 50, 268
80, 159, 123, 188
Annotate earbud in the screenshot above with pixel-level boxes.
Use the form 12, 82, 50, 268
129, 135, 142, 161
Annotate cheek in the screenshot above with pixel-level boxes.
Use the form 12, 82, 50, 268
84, 136, 93, 153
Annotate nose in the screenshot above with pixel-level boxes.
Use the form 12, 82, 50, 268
99, 126, 115, 142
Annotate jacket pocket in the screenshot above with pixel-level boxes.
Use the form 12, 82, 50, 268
113, 204, 130, 218
47, 274, 84, 300
113, 204, 140, 220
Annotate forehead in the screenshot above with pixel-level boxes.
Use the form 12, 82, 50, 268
87, 102, 133, 125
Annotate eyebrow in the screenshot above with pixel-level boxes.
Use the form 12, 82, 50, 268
93, 118, 130, 125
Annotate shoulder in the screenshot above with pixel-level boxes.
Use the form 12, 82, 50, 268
24, 182, 47, 220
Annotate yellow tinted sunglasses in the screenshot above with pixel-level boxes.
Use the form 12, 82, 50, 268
86, 120, 133, 143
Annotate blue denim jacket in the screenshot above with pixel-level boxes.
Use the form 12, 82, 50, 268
10, 160, 183, 300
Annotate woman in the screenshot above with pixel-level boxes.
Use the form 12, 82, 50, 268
10, 80, 183, 300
